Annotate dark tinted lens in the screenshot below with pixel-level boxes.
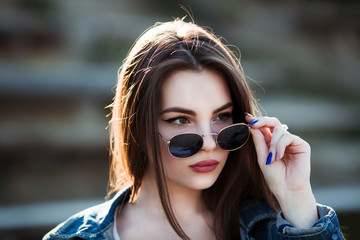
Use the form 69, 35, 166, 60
217, 124, 249, 150
169, 134, 203, 158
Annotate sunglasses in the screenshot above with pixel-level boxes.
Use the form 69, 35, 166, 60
160, 123, 250, 158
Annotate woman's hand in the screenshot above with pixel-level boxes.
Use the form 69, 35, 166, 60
245, 114, 319, 228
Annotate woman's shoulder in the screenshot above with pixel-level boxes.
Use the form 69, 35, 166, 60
43, 188, 131, 240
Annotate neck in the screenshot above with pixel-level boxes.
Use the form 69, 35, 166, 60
134, 170, 207, 219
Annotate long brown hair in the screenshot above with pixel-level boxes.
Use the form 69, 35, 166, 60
108, 19, 278, 240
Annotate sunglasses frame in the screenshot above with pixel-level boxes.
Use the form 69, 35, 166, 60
159, 123, 250, 159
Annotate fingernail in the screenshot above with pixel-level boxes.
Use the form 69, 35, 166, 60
266, 152, 272, 165
249, 119, 259, 125
245, 112, 255, 118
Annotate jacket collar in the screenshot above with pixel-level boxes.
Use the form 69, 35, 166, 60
49, 188, 276, 239
49, 188, 131, 240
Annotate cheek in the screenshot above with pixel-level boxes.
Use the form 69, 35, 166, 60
159, 136, 169, 157
159, 137, 178, 170
158, 137, 187, 173
218, 151, 230, 168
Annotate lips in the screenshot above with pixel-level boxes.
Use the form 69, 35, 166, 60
189, 160, 219, 173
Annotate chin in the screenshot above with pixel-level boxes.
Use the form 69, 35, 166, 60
180, 174, 221, 191
192, 175, 218, 190
190, 182, 216, 190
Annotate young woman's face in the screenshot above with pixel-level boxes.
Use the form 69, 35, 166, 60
158, 69, 233, 190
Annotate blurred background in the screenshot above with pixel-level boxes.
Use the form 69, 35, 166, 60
0, 0, 359, 239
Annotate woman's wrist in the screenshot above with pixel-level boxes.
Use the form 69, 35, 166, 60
276, 186, 319, 229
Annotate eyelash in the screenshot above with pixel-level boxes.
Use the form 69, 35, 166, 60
164, 116, 190, 125
214, 112, 232, 122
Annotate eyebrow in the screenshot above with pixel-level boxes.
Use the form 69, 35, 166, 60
160, 102, 233, 116
213, 102, 233, 114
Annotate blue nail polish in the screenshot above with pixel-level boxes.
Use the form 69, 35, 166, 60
266, 152, 272, 165
249, 119, 259, 125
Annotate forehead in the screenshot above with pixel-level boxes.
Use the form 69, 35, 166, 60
160, 69, 231, 110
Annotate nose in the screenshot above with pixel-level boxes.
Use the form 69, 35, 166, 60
201, 132, 217, 152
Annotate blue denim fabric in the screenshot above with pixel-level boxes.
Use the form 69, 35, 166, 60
43, 188, 344, 240
43, 188, 131, 240
241, 201, 344, 240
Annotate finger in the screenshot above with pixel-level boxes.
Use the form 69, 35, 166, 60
245, 114, 273, 143
247, 116, 282, 131
258, 127, 272, 145
245, 113, 256, 123
276, 133, 309, 160
250, 128, 269, 167
276, 133, 293, 160
282, 124, 289, 131
268, 125, 287, 162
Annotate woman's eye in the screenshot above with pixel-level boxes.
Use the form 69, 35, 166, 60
214, 112, 232, 122
165, 116, 190, 125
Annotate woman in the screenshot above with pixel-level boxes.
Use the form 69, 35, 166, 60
44, 19, 344, 240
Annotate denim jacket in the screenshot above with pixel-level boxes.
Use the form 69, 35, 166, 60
43, 187, 344, 240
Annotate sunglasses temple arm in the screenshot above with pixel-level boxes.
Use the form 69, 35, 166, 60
158, 133, 170, 144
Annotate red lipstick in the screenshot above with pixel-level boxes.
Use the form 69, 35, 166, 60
189, 160, 219, 173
